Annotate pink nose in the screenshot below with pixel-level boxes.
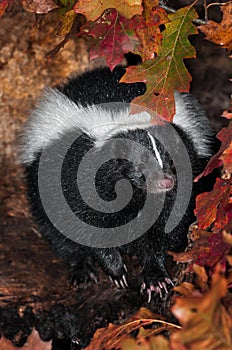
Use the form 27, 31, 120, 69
157, 176, 174, 189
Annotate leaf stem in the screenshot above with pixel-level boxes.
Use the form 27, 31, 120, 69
158, 0, 207, 25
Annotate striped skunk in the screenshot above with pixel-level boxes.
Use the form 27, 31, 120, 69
21, 66, 217, 300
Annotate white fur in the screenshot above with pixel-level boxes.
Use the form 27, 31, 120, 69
20, 88, 213, 164
147, 132, 163, 168
20, 88, 152, 164
173, 91, 214, 158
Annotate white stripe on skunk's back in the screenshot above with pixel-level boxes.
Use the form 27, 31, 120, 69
20, 88, 152, 164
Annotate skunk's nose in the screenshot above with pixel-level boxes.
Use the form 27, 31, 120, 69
157, 175, 174, 190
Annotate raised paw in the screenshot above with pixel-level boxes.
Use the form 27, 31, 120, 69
140, 278, 174, 303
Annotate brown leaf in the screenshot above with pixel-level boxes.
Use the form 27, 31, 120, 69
199, 3, 232, 50
58, 9, 76, 36
173, 282, 195, 296
223, 230, 232, 245
221, 141, 232, 174
171, 228, 229, 274
74, 0, 142, 21
195, 123, 232, 181
171, 266, 232, 350
169, 230, 212, 264
193, 264, 208, 291
227, 255, 232, 266
121, 335, 170, 350
194, 232, 229, 270
195, 177, 232, 231
0, 329, 52, 350
85, 307, 178, 350
134, 6, 168, 61
21, 0, 58, 14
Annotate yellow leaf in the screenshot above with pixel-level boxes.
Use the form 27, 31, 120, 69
59, 9, 76, 35
74, 0, 142, 21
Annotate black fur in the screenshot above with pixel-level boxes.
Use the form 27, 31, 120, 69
23, 66, 217, 296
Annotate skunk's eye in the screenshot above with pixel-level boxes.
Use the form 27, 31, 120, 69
135, 163, 145, 173
141, 152, 149, 164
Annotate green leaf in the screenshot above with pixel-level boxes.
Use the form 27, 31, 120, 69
121, 6, 197, 121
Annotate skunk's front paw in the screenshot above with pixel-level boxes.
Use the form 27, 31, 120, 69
95, 249, 129, 289
107, 264, 128, 289
69, 264, 98, 287
140, 276, 174, 303
140, 251, 174, 301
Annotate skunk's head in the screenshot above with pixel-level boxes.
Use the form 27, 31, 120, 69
108, 128, 176, 194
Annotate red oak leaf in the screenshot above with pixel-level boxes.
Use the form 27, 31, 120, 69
195, 123, 232, 181
77, 9, 141, 70
195, 177, 232, 230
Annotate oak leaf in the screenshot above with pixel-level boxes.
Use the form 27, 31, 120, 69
85, 307, 178, 350
121, 6, 197, 121
199, 3, 232, 50
77, 9, 141, 70
74, 0, 142, 21
134, 6, 168, 61
170, 228, 229, 273
195, 177, 232, 231
171, 266, 232, 350
195, 123, 232, 181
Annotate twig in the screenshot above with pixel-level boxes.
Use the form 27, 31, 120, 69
207, 1, 232, 8
158, 0, 207, 25
204, 0, 208, 22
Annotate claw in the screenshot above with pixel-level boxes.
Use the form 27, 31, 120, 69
157, 286, 162, 298
114, 279, 120, 288
122, 274, 128, 288
142, 277, 174, 300
141, 282, 146, 290
119, 278, 126, 289
90, 272, 98, 284
117, 274, 128, 289
165, 277, 174, 286
109, 274, 128, 289
147, 288, 152, 303
162, 282, 168, 294
72, 338, 80, 345
123, 264, 128, 272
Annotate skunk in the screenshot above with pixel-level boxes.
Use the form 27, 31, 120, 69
21, 66, 217, 300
